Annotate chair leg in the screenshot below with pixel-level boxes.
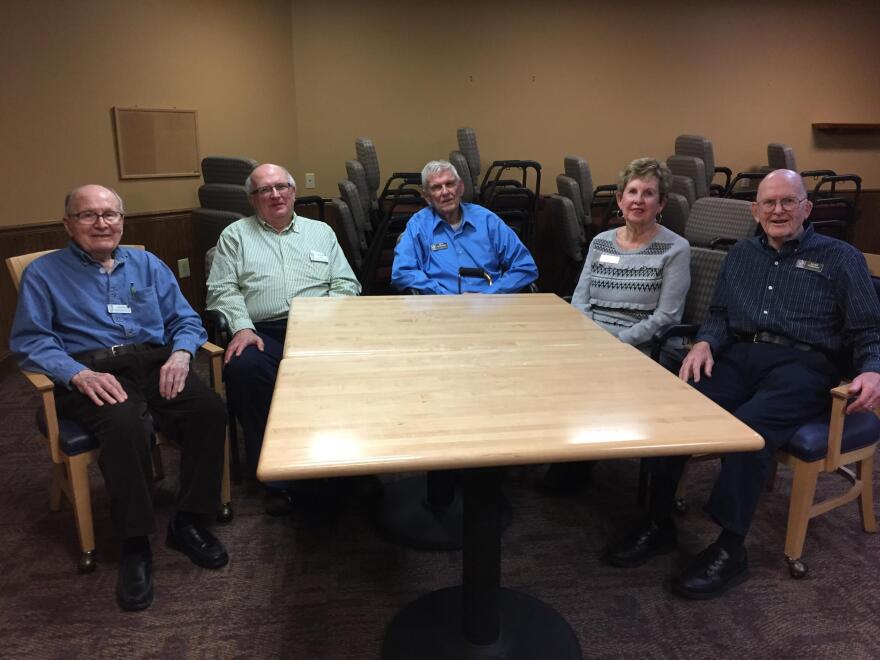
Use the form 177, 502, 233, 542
50, 463, 65, 511
857, 453, 878, 533
783, 460, 821, 571
67, 455, 97, 573
217, 435, 233, 523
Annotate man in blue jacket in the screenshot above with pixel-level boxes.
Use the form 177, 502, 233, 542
391, 160, 538, 294
10, 185, 229, 612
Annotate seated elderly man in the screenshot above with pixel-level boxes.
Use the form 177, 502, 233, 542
391, 160, 538, 294
206, 163, 361, 513
607, 169, 880, 599
10, 185, 228, 612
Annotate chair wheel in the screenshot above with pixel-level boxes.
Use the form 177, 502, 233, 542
77, 550, 97, 574
217, 503, 233, 523
673, 497, 688, 515
786, 556, 808, 579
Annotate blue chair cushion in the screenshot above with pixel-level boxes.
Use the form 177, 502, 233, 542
784, 410, 880, 462
36, 406, 158, 457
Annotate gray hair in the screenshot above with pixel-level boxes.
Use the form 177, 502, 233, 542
245, 168, 296, 194
64, 185, 125, 215
617, 158, 673, 202
421, 160, 461, 189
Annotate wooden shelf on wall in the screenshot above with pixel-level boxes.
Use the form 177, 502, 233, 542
812, 123, 880, 134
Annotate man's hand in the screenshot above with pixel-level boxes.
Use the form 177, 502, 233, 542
224, 328, 264, 365
678, 341, 714, 383
71, 369, 128, 406
845, 371, 880, 415
159, 350, 191, 400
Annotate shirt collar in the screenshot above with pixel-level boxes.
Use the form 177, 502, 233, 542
68, 240, 125, 266
257, 212, 299, 234
758, 223, 814, 253
430, 204, 473, 232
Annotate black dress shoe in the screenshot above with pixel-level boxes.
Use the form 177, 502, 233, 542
166, 516, 229, 569
606, 520, 677, 568
116, 548, 153, 612
673, 543, 749, 600
263, 489, 296, 516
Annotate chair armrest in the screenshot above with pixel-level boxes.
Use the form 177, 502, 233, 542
199, 342, 224, 357
708, 237, 737, 250
650, 324, 699, 361
23, 369, 54, 392
20, 369, 64, 463
801, 169, 836, 180
204, 309, 231, 347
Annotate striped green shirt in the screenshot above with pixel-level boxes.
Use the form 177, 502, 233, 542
206, 214, 361, 334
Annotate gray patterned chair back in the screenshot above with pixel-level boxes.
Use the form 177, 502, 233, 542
200, 157, 257, 185
548, 194, 586, 263
330, 198, 364, 273
345, 160, 374, 217
767, 143, 797, 171
448, 151, 475, 203
661, 192, 689, 238
684, 197, 755, 248
198, 184, 252, 216
667, 154, 709, 199
670, 175, 696, 208
337, 179, 370, 248
674, 135, 715, 189
456, 127, 482, 191
683, 247, 727, 324
556, 175, 588, 231
563, 156, 594, 212
355, 137, 381, 198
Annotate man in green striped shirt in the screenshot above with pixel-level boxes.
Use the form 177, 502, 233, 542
206, 163, 360, 512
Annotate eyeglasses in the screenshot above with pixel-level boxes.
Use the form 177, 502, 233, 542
251, 183, 293, 197
756, 197, 805, 213
68, 210, 124, 224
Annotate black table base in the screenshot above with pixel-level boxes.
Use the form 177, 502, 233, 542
382, 586, 581, 660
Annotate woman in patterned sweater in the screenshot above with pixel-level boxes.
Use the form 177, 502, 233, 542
540, 158, 690, 494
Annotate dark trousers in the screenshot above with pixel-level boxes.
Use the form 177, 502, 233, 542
646, 342, 838, 536
56, 346, 226, 539
223, 320, 287, 478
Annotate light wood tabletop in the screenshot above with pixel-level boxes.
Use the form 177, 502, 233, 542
259, 294, 762, 482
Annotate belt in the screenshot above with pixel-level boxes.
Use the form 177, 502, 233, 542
73, 343, 165, 363
737, 331, 814, 352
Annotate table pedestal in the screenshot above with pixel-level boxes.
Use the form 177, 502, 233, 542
382, 469, 581, 659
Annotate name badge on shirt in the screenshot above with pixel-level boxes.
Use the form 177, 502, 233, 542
795, 259, 823, 273
599, 253, 620, 264
431, 242, 449, 252
310, 250, 329, 263
107, 304, 132, 314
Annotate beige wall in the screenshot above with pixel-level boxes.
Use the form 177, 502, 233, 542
0, 0, 298, 225
2, 1, 878, 225
292, 0, 880, 197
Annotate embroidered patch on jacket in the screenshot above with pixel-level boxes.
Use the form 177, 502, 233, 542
795, 259, 823, 273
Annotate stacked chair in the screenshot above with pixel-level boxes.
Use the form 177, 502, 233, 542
673, 134, 732, 196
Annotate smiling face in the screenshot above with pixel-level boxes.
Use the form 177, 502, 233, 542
423, 167, 464, 221
62, 185, 124, 264
615, 175, 665, 228
753, 169, 812, 250
249, 164, 296, 228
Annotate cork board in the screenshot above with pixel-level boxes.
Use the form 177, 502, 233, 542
113, 107, 200, 179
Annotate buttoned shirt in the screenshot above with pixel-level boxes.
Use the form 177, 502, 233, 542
391, 203, 538, 294
10, 242, 207, 385
206, 214, 361, 334
697, 225, 880, 373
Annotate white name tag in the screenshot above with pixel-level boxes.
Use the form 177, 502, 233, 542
310, 251, 329, 263
599, 253, 620, 264
107, 304, 132, 314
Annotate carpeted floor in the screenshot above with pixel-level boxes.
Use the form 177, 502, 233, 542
1, 359, 879, 659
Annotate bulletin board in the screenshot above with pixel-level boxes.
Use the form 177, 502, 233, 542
113, 107, 201, 179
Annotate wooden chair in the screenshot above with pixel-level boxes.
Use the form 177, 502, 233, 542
6, 246, 232, 574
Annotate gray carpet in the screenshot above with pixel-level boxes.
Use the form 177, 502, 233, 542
1, 361, 879, 659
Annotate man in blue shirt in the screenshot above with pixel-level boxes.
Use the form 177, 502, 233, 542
10, 185, 229, 612
607, 169, 880, 599
391, 160, 538, 294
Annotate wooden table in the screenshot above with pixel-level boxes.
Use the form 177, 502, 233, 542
259, 294, 763, 659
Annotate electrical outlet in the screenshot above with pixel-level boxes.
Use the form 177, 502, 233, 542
177, 258, 190, 278
305, 172, 316, 189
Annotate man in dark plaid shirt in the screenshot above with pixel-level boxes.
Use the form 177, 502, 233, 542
607, 169, 880, 599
